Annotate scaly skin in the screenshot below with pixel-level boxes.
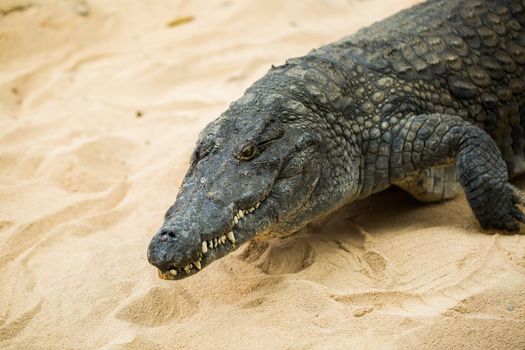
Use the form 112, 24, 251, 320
147, 0, 525, 280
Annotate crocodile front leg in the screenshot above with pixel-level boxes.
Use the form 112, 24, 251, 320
375, 113, 525, 231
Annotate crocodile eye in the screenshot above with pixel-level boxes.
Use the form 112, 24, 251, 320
238, 144, 256, 161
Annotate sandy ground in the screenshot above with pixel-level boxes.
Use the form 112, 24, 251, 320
1, 0, 525, 349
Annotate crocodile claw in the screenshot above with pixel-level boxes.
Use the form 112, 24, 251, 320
478, 183, 525, 233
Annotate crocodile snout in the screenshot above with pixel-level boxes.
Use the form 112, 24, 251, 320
147, 226, 200, 273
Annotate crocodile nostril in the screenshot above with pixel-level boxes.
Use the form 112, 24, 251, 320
160, 228, 176, 239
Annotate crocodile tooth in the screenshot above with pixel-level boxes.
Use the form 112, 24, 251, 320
184, 265, 191, 274
201, 241, 208, 254
214, 238, 218, 247
234, 216, 239, 225
220, 235, 226, 244
238, 211, 244, 219
255, 202, 260, 208
170, 269, 178, 276
248, 208, 255, 213
194, 261, 201, 270
227, 231, 235, 243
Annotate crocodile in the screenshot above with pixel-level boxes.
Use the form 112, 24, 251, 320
147, 0, 525, 280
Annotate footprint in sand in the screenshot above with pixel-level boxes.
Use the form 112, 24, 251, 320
115, 287, 198, 327
51, 136, 136, 193
0, 153, 43, 182
362, 250, 388, 274
0, 181, 129, 267
237, 235, 314, 275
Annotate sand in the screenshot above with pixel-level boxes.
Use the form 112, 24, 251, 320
1, 0, 524, 349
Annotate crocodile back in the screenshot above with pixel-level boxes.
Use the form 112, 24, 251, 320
330, 0, 525, 173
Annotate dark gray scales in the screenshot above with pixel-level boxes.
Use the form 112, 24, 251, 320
147, 0, 525, 280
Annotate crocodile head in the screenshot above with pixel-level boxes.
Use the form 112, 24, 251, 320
147, 96, 322, 280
